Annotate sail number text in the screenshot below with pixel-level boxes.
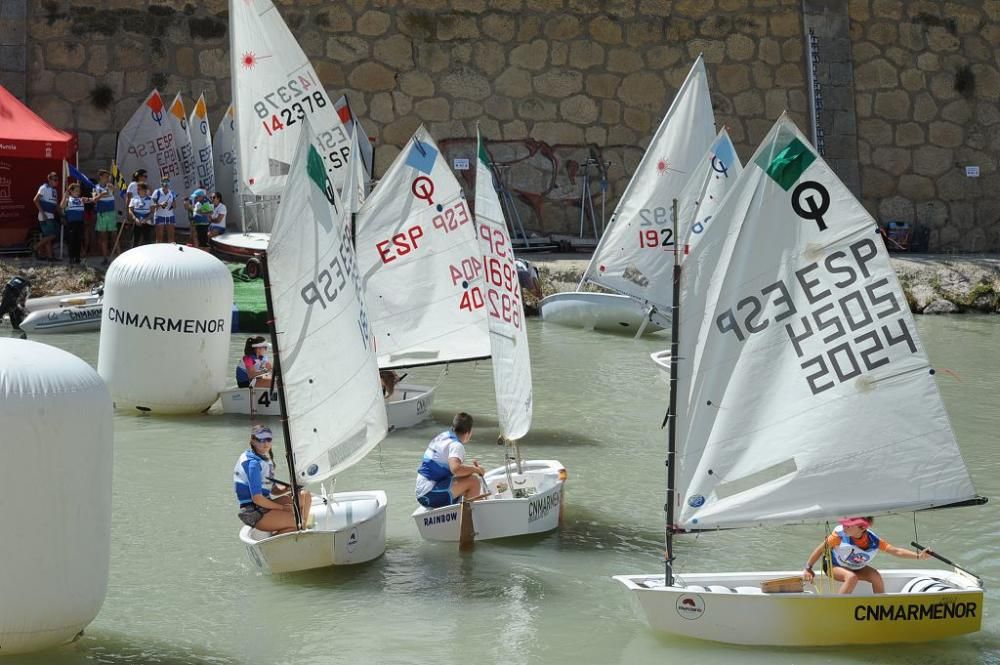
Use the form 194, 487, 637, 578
715, 237, 918, 395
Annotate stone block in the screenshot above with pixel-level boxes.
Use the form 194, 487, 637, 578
349, 62, 397, 92
912, 92, 938, 123
533, 69, 583, 98
764, 89, 787, 119
545, 15, 581, 40
369, 92, 395, 124
454, 100, 484, 120
567, 40, 604, 69
873, 90, 910, 121
327, 35, 369, 63
758, 37, 781, 65
899, 69, 925, 93
382, 115, 422, 145
855, 92, 872, 117
866, 21, 897, 46
936, 169, 969, 201
895, 122, 925, 147
715, 64, 751, 95
645, 45, 682, 69
30, 94, 73, 127
568, 0, 601, 12
666, 17, 697, 42
940, 99, 972, 124
912, 145, 954, 177
769, 12, 800, 38
437, 14, 479, 41
977, 102, 1000, 127
915, 52, 939, 72
733, 90, 764, 116
619, 71, 666, 111
774, 63, 804, 87
608, 124, 637, 145
718, 0, 748, 9
441, 66, 492, 100
926, 29, 959, 52
375, 144, 401, 173
623, 107, 651, 133
725, 33, 755, 61
502, 119, 528, 140
393, 90, 413, 116
780, 37, 802, 62
415, 42, 450, 72
487, 96, 514, 120
750, 61, 774, 89
518, 97, 557, 120
922, 299, 959, 314
551, 42, 568, 66
854, 58, 898, 90
915, 200, 948, 228
585, 125, 607, 146
583, 72, 618, 99
560, 94, 599, 124
451, 43, 473, 65
481, 14, 516, 42
600, 99, 621, 124
54, 71, 94, 103
375, 34, 415, 69
871, 146, 911, 175
315, 9, 352, 33
532, 121, 585, 144
607, 48, 644, 73
971, 64, 1000, 102
510, 40, 548, 71
124, 70, 148, 95
898, 174, 935, 199
638, 0, 673, 16
588, 16, 622, 44
626, 21, 665, 46
495, 67, 532, 97
315, 60, 345, 88
928, 121, 964, 148
518, 16, 541, 41
357, 10, 391, 36
878, 195, 914, 222
687, 38, 725, 63
859, 166, 895, 198
474, 41, 507, 76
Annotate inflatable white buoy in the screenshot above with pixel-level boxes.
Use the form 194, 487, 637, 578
0, 338, 113, 655
98, 245, 233, 414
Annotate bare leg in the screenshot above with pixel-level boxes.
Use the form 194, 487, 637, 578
832, 566, 860, 594
451, 475, 484, 501
155, 225, 164, 243
855, 566, 885, 593
166, 224, 175, 243
256, 507, 299, 535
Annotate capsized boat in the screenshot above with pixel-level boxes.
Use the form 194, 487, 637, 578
614, 114, 987, 646
539, 56, 715, 335
238, 120, 389, 574
413, 128, 566, 544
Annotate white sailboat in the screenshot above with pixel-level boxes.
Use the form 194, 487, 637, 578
189, 94, 216, 195
412, 128, 566, 544
166, 93, 198, 228
213, 104, 243, 232
540, 56, 715, 335
614, 115, 987, 646
334, 95, 374, 181
114, 90, 182, 215
239, 120, 389, 575
650, 128, 742, 373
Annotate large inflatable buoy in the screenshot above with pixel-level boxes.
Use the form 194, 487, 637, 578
0, 338, 113, 655
98, 244, 233, 413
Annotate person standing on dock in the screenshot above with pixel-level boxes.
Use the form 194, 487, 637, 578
415, 412, 486, 508
151, 179, 177, 244
33, 172, 60, 261
92, 170, 117, 265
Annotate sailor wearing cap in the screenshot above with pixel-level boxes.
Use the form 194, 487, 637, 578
236, 336, 272, 388
151, 178, 177, 244
803, 516, 933, 594
234, 425, 312, 535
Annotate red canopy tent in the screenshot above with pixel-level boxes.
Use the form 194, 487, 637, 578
0, 84, 77, 250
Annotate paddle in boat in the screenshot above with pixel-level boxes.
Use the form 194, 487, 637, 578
539, 56, 715, 336
614, 114, 987, 646
650, 128, 743, 372
413, 128, 566, 545
354, 125, 493, 430
238, 120, 389, 574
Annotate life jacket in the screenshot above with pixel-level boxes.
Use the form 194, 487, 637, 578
94, 185, 116, 212
152, 189, 176, 218
131, 196, 153, 219
233, 448, 274, 506
830, 525, 882, 570
235, 354, 255, 386
38, 184, 58, 216
65, 196, 85, 222
417, 430, 462, 483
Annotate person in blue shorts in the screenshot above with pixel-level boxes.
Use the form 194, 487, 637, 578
233, 425, 311, 534
415, 412, 486, 508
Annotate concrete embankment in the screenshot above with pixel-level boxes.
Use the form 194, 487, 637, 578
526, 253, 1000, 315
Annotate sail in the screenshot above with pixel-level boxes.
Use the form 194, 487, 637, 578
582, 56, 715, 318
267, 120, 387, 484
212, 104, 241, 231
475, 129, 532, 440
355, 126, 490, 368
189, 94, 216, 195
676, 128, 742, 256
230, 0, 352, 196
674, 115, 977, 531
341, 125, 367, 216
334, 95, 374, 179
166, 94, 198, 225
114, 90, 182, 212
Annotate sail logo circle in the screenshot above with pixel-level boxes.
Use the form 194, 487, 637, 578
688, 494, 705, 508
676, 594, 705, 620
791, 181, 830, 232
411, 176, 435, 205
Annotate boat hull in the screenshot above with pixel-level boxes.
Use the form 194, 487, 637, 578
539, 292, 664, 335
614, 570, 983, 646
413, 460, 565, 542
220, 383, 434, 430
210, 232, 269, 260
240, 491, 387, 574
650, 349, 671, 375
19, 303, 103, 333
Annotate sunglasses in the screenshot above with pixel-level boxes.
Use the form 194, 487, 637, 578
254, 436, 273, 443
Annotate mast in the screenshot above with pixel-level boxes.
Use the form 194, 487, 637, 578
664, 197, 680, 586
261, 252, 303, 530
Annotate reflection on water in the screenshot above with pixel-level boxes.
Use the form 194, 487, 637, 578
13, 315, 1000, 664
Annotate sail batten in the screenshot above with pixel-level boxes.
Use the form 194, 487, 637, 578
355, 125, 490, 368
582, 56, 716, 312
675, 115, 977, 531
266, 120, 387, 485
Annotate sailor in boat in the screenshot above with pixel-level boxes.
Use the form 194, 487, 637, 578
380, 370, 400, 400
234, 425, 311, 535
415, 413, 486, 508
803, 516, 933, 594
236, 337, 272, 389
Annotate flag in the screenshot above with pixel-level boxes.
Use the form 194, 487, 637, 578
67, 163, 95, 189
110, 161, 128, 199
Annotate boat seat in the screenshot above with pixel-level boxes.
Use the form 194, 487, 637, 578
323, 498, 381, 530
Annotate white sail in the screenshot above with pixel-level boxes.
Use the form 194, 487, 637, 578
676, 128, 742, 256
582, 56, 715, 316
115, 90, 182, 212
212, 104, 241, 231
355, 126, 490, 368
189, 94, 216, 195
341, 124, 367, 217
675, 115, 977, 531
166, 94, 197, 228
230, 0, 352, 196
334, 95, 374, 179
475, 129, 532, 440
267, 120, 387, 484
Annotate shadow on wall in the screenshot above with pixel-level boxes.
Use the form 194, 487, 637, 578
439, 138, 645, 239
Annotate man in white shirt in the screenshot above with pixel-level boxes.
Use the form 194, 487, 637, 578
415, 412, 485, 508
209, 191, 227, 238
32, 172, 60, 260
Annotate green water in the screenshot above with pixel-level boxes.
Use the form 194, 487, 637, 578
8, 315, 1000, 665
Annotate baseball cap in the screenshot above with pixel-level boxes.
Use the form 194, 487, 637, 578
838, 517, 870, 529
251, 425, 273, 441
252, 341, 270, 349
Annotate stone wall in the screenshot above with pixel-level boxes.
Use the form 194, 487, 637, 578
17, 0, 1000, 250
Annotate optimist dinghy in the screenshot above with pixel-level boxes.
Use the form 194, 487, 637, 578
539, 56, 715, 335
413, 128, 566, 545
614, 115, 987, 646
238, 120, 389, 575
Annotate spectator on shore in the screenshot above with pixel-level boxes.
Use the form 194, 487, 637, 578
60, 182, 86, 264
33, 171, 60, 261
209, 192, 227, 239
186, 188, 212, 248
152, 179, 177, 244
92, 169, 117, 265
128, 182, 155, 247
125, 169, 147, 210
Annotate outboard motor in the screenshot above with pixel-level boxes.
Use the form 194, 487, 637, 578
515, 258, 542, 299
0, 276, 31, 330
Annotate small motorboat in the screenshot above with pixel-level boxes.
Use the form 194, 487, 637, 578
539, 291, 665, 335
19, 286, 103, 334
